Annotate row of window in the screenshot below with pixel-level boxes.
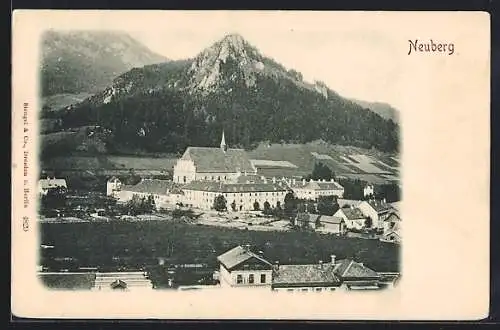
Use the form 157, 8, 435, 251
236, 273, 266, 284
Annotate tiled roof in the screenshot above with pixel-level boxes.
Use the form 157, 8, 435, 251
38, 178, 67, 189
250, 159, 298, 169
367, 200, 393, 213
107, 176, 120, 183
334, 259, 380, 279
217, 245, 272, 270
337, 199, 363, 208
273, 263, 340, 285
319, 216, 344, 225
235, 174, 267, 184
181, 147, 255, 173
121, 179, 181, 195
384, 212, 401, 222
183, 181, 287, 193
338, 208, 365, 220
290, 180, 344, 191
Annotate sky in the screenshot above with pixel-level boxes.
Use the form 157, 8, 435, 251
121, 12, 406, 110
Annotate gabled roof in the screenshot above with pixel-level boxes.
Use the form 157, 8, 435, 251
273, 264, 341, 285
181, 147, 255, 173
337, 199, 363, 208
334, 259, 380, 279
384, 212, 401, 222
295, 213, 320, 224
235, 174, 267, 184
366, 200, 393, 213
336, 208, 365, 220
38, 178, 67, 189
121, 179, 180, 195
108, 176, 120, 183
182, 181, 287, 193
217, 245, 272, 270
320, 215, 345, 225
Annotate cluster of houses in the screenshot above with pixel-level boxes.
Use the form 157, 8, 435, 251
216, 245, 399, 291
40, 131, 401, 243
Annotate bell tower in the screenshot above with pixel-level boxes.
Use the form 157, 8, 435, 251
220, 130, 227, 152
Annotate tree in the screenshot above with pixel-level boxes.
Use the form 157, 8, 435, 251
283, 192, 298, 219
263, 201, 271, 214
311, 162, 333, 181
253, 200, 260, 211
231, 200, 237, 211
40, 186, 67, 211
213, 195, 227, 212
316, 195, 339, 216
364, 217, 373, 229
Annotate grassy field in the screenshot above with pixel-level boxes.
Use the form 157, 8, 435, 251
42, 155, 177, 172
40, 221, 400, 273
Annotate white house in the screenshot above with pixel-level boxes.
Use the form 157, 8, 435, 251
289, 179, 344, 200
381, 212, 402, 244
173, 131, 256, 184
38, 177, 67, 196
217, 245, 273, 288
334, 206, 367, 230
358, 200, 394, 229
363, 184, 375, 198
182, 180, 288, 211
119, 179, 184, 209
106, 176, 121, 197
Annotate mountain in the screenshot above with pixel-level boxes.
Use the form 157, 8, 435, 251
40, 30, 169, 97
43, 33, 399, 158
350, 99, 399, 123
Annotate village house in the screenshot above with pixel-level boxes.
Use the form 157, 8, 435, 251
118, 179, 184, 209
217, 247, 387, 292
316, 215, 347, 235
217, 245, 273, 288
106, 176, 122, 198
289, 178, 344, 200
333, 259, 382, 290
358, 199, 394, 229
334, 206, 367, 230
294, 212, 321, 230
381, 211, 402, 244
38, 177, 67, 196
182, 180, 288, 211
173, 131, 256, 184
294, 213, 346, 235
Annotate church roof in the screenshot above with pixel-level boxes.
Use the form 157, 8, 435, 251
181, 147, 255, 173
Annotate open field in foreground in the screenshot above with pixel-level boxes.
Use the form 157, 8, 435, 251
40, 221, 400, 273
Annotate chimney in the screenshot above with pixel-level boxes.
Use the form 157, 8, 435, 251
292, 179, 296, 185
383, 198, 387, 204
274, 261, 280, 270
318, 260, 323, 269
330, 255, 336, 264
272, 177, 276, 184
330, 178, 334, 182
350, 205, 354, 209
302, 179, 306, 185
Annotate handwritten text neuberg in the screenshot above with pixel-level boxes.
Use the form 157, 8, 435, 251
408, 39, 455, 55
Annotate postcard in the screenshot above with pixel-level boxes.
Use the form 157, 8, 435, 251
11, 10, 490, 320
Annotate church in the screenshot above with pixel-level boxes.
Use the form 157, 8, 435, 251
173, 131, 257, 184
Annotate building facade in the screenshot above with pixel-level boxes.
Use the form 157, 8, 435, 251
106, 176, 122, 197
182, 181, 288, 211
217, 245, 273, 288
358, 200, 394, 229
118, 179, 184, 209
289, 179, 344, 200
334, 207, 367, 230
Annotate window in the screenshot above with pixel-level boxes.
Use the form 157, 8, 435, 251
287, 289, 294, 292
236, 275, 243, 284
315, 288, 322, 292
260, 274, 266, 283
301, 288, 308, 292
249, 274, 254, 284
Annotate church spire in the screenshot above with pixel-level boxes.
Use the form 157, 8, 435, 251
220, 130, 227, 152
